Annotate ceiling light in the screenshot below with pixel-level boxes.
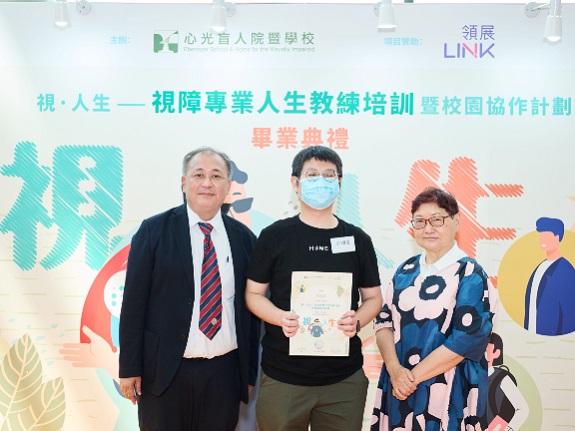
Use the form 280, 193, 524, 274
210, 0, 236, 34
374, 0, 396, 31
525, 0, 562, 42
544, 0, 562, 41
54, 0, 92, 29
54, 0, 70, 28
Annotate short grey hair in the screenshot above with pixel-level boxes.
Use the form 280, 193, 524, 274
182, 147, 233, 179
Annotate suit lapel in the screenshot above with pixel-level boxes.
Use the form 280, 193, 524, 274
171, 204, 195, 290
223, 215, 243, 310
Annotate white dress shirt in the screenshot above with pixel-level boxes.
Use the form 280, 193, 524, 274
184, 206, 237, 358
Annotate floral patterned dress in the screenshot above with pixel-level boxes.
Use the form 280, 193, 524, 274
371, 255, 497, 431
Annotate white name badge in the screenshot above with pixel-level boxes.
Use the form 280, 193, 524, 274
330, 236, 355, 254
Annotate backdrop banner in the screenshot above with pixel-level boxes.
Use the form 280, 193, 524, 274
1, 3, 574, 430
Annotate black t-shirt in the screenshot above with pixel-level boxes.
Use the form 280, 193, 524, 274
247, 215, 381, 386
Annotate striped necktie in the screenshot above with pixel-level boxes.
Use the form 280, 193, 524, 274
198, 222, 222, 340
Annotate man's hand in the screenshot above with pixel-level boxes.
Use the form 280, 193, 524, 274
279, 311, 300, 337
120, 376, 142, 405
337, 310, 357, 338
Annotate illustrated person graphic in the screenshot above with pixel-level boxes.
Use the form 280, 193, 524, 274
222, 160, 274, 238
309, 319, 324, 338
524, 217, 575, 336
486, 333, 528, 431
223, 161, 254, 228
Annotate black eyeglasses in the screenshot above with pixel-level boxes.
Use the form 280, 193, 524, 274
410, 215, 453, 230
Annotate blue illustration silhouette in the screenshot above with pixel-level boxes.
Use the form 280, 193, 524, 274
524, 217, 575, 335
309, 319, 324, 338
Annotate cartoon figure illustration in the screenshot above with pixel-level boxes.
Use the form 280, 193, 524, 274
524, 217, 575, 335
308, 319, 324, 338
223, 161, 273, 236
223, 161, 253, 228
487, 333, 529, 431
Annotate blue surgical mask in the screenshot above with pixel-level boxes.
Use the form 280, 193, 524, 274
299, 177, 340, 210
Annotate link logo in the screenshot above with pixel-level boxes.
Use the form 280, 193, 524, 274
443, 24, 495, 59
154, 30, 179, 53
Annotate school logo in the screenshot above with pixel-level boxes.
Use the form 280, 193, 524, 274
154, 30, 179, 53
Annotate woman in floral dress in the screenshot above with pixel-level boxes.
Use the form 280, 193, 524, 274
371, 187, 498, 431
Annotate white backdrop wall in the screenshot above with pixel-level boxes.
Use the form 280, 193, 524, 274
0, 2, 574, 430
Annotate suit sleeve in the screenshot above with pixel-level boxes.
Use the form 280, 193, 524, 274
119, 220, 153, 378
244, 229, 260, 386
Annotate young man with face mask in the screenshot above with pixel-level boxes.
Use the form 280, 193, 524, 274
245, 147, 383, 431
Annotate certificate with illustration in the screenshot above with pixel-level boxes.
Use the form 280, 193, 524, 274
289, 271, 352, 356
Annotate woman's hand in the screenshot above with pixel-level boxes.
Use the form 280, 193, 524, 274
387, 363, 417, 400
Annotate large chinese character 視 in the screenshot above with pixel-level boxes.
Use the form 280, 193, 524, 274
0, 142, 52, 270
41, 146, 123, 270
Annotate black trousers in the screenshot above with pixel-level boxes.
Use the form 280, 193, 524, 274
138, 349, 241, 431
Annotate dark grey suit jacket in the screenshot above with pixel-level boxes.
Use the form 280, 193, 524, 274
119, 204, 258, 403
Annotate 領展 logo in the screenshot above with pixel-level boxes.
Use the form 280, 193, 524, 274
443, 24, 495, 59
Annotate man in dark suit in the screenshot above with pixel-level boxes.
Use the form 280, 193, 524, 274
119, 147, 259, 430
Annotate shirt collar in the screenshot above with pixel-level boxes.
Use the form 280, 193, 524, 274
419, 243, 467, 274
186, 205, 225, 234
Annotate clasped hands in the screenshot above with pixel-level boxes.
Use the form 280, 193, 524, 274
279, 310, 358, 338
388, 363, 417, 400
